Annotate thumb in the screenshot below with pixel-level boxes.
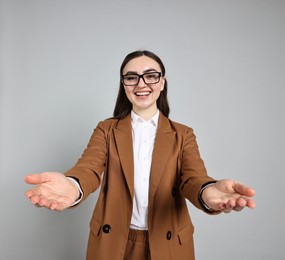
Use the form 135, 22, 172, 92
233, 182, 256, 197
24, 173, 50, 185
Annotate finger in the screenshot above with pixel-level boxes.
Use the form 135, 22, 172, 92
27, 172, 58, 184
50, 201, 67, 211
221, 208, 232, 214
38, 196, 53, 208
214, 202, 226, 211
24, 173, 49, 185
236, 197, 247, 207
237, 196, 256, 209
233, 182, 256, 197
50, 201, 61, 211
30, 195, 40, 205
233, 206, 244, 212
28, 194, 48, 207
29, 196, 57, 210
25, 188, 42, 198
225, 199, 237, 209
246, 198, 256, 209
233, 197, 256, 211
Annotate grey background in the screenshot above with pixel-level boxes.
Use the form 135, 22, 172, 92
1, 0, 284, 259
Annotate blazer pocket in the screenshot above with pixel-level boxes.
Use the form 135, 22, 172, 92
90, 218, 101, 236
177, 222, 194, 245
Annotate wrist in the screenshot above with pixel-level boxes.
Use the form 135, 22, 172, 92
66, 177, 83, 205
199, 181, 217, 213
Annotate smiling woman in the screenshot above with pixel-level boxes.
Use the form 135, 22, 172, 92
113, 50, 170, 120
121, 56, 165, 120
25, 50, 256, 260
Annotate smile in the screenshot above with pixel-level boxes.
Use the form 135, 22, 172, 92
135, 91, 151, 96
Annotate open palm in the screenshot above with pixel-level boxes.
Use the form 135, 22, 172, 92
202, 179, 256, 213
25, 172, 79, 211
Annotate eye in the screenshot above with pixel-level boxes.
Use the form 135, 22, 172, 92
145, 73, 159, 80
124, 75, 138, 81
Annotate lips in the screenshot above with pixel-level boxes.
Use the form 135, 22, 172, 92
135, 91, 151, 96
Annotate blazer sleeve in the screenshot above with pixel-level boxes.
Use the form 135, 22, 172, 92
64, 121, 108, 202
179, 127, 218, 214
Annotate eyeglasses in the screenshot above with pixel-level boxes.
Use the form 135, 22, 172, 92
121, 72, 162, 86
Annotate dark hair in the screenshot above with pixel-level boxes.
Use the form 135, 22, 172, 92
113, 50, 170, 119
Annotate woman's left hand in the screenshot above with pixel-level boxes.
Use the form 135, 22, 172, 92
202, 179, 256, 213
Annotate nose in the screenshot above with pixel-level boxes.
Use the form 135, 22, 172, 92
137, 76, 147, 88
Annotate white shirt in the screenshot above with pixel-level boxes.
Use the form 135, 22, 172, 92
130, 110, 159, 230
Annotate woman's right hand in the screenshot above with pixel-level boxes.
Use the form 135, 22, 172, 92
24, 172, 80, 211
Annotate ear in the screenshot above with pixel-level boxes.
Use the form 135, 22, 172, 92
160, 77, 166, 91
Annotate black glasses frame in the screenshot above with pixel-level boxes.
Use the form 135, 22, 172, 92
121, 72, 162, 86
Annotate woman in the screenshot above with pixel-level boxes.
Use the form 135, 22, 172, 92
25, 50, 256, 260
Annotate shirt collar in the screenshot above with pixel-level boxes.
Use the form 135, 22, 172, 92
131, 110, 159, 127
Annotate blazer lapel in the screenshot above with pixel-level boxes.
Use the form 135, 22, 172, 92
113, 115, 134, 198
149, 113, 176, 202
113, 113, 175, 202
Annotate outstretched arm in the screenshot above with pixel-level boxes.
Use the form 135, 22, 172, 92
25, 172, 80, 211
201, 179, 256, 213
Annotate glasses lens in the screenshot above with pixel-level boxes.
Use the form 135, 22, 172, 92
143, 72, 161, 84
123, 75, 139, 86
122, 72, 161, 86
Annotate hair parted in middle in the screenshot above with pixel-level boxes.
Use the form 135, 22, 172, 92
113, 50, 170, 119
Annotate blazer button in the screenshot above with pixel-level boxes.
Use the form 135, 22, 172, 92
166, 231, 172, 240
102, 224, 111, 234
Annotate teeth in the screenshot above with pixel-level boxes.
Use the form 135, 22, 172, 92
135, 92, 150, 96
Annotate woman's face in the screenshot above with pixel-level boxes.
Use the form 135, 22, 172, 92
122, 56, 165, 119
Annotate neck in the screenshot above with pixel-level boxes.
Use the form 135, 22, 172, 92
133, 107, 158, 120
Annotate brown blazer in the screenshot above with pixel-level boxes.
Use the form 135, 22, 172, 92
65, 112, 216, 260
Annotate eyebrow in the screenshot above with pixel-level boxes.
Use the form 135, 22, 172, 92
124, 68, 158, 75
